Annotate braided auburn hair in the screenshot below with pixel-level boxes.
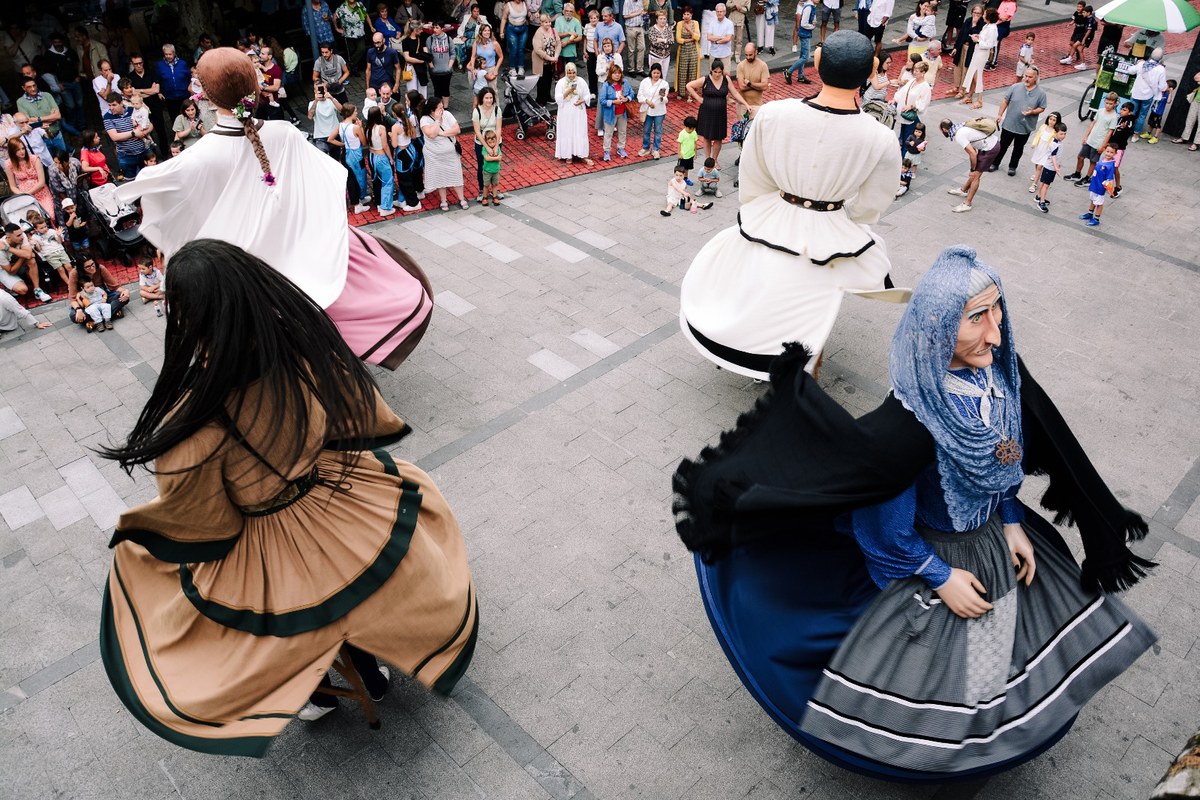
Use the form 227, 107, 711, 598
196, 47, 275, 182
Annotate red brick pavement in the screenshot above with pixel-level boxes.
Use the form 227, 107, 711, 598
346, 18, 1196, 226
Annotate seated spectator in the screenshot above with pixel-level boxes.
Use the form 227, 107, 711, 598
61, 198, 90, 257
48, 148, 83, 223
76, 277, 114, 331
79, 129, 113, 186
65, 255, 129, 327
0, 289, 53, 338
5, 139, 55, 224
1, 222, 52, 302
137, 254, 165, 316
29, 213, 72, 286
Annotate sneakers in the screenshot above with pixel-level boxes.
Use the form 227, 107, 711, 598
1059, 56, 1073, 64
1035, 198, 1048, 213
1074, 62, 1089, 70
698, 201, 713, 210
353, 203, 370, 214
33, 288, 51, 302
952, 202, 972, 213
1064, 172, 1082, 180
154, 300, 163, 317
652, 150, 661, 159
1139, 132, 1152, 139
1112, 186, 1122, 198
660, 209, 671, 217
1147, 136, 1158, 144
946, 187, 969, 197
784, 72, 792, 85
987, 164, 999, 172
1073, 177, 1090, 186
1079, 211, 1094, 220
603, 151, 611, 161
637, 148, 649, 157
378, 207, 396, 216
1086, 217, 1100, 227
685, 178, 694, 186
1007, 167, 1016, 176
715, 190, 724, 198
792, 44, 798, 52
767, 47, 776, 55
297, 702, 336, 722
516, 68, 525, 78
617, 148, 628, 158
400, 202, 422, 212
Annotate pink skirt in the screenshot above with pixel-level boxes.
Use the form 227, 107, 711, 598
326, 227, 433, 370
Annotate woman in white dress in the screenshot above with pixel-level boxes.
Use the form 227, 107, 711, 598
679, 31, 902, 380
554, 62, 594, 165
961, 7, 997, 108
116, 48, 432, 370
418, 96, 469, 210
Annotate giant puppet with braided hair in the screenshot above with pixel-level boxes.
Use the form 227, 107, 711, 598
116, 48, 432, 369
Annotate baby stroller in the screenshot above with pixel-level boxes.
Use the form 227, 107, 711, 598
0, 193, 67, 292
502, 72, 555, 141
77, 179, 145, 264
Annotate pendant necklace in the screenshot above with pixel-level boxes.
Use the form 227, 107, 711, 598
944, 368, 1023, 466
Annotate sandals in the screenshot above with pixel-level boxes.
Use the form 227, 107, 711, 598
1191, 144, 1199, 152
440, 201, 450, 211
1171, 138, 1185, 144
971, 101, 983, 109
481, 198, 491, 206
492, 197, 501, 205
459, 199, 469, 210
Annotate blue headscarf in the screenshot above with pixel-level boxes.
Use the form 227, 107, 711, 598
889, 245, 1023, 530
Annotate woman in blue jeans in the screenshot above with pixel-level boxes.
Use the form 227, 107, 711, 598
501, 0, 531, 76
331, 105, 372, 213
638, 64, 670, 157
364, 107, 396, 216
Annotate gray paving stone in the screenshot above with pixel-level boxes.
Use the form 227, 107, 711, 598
0, 406, 26, 440
528, 349, 581, 382
0, 486, 44, 530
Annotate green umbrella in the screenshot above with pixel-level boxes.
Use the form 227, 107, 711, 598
1094, 0, 1200, 34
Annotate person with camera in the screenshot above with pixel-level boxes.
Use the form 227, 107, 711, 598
313, 41, 351, 103
309, 81, 344, 156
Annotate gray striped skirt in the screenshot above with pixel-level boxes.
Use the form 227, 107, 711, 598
799, 514, 1156, 773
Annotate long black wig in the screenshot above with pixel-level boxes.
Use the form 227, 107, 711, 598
101, 239, 379, 478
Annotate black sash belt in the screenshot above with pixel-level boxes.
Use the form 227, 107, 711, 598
687, 322, 778, 375
779, 191, 845, 211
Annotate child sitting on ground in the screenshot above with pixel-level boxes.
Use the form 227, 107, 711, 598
77, 279, 113, 332
896, 158, 914, 197
696, 157, 722, 198
137, 255, 165, 316
1080, 144, 1116, 227
1034, 122, 1067, 212
1144, 79, 1175, 144
677, 117, 699, 185
661, 165, 713, 217
29, 215, 72, 287
480, 129, 502, 205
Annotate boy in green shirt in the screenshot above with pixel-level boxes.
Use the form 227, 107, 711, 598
481, 130, 503, 205
677, 116, 698, 184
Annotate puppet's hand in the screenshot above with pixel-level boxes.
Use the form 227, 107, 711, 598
1004, 523, 1036, 586
935, 568, 994, 618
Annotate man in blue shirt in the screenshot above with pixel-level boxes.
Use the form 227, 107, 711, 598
365, 32, 402, 92
156, 44, 193, 123
102, 94, 152, 180
596, 7, 626, 55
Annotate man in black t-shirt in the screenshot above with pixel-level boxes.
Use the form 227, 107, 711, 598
127, 54, 171, 152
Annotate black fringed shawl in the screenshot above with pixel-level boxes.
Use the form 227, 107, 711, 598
672, 344, 1155, 593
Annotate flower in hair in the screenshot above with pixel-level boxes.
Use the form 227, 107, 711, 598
262, 171, 277, 186
234, 93, 257, 120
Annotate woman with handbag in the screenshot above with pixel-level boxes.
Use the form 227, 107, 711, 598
117, 48, 433, 370
960, 6, 997, 108
896, 61, 931, 153
417, 95, 470, 210
401, 20, 430, 98
532, 13, 563, 105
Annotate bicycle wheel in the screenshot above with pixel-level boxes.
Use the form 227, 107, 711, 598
1079, 83, 1097, 121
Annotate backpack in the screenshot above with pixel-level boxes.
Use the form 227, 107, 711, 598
964, 116, 998, 136
862, 100, 896, 130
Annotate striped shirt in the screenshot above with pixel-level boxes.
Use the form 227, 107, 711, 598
102, 108, 149, 159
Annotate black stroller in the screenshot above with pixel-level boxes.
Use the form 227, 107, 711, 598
502, 72, 556, 141
76, 178, 145, 264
